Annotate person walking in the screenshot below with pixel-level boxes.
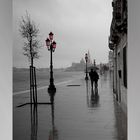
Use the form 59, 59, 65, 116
89, 68, 99, 89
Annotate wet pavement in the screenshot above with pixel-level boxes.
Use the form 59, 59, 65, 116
13, 72, 127, 140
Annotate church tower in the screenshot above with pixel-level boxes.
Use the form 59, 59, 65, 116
87, 50, 92, 64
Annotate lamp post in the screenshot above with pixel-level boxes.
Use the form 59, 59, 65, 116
93, 59, 96, 67
85, 53, 89, 80
45, 32, 56, 92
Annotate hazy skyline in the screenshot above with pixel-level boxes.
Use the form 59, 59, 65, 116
13, 0, 113, 68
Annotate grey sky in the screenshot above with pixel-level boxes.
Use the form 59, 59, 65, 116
13, 0, 112, 68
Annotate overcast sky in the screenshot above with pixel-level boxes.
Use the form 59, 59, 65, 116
13, 0, 112, 68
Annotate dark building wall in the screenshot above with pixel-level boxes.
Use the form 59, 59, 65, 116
109, 0, 127, 116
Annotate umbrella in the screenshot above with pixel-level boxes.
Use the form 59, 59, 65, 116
88, 66, 99, 71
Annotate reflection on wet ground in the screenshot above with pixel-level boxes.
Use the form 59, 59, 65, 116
13, 72, 127, 140
86, 80, 100, 108
30, 105, 38, 140
29, 104, 58, 140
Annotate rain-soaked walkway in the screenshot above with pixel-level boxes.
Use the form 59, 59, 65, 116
13, 72, 127, 140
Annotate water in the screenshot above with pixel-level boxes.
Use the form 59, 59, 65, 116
13, 71, 127, 140
13, 69, 84, 94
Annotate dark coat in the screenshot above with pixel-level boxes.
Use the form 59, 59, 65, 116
89, 71, 99, 81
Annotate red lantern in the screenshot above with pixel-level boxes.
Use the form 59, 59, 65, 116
49, 32, 53, 41
45, 38, 50, 46
52, 41, 56, 52
52, 41, 56, 49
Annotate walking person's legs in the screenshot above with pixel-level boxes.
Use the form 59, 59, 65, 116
91, 80, 93, 89
95, 80, 98, 88
95, 80, 98, 96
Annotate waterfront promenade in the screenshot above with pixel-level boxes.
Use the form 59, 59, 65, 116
13, 72, 127, 140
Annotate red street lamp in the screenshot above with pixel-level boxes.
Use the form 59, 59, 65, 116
85, 53, 89, 80
49, 32, 54, 41
46, 38, 50, 48
45, 32, 57, 93
52, 41, 56, 52
85, 53, 88, 62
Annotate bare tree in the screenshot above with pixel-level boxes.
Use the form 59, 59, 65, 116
19, 12, 41, 66
19, 12, 41, 104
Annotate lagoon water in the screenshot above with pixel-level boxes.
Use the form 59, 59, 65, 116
13, 69, 83, 94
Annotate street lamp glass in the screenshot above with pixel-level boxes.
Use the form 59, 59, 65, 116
49, 32, 53, 41
85, 53, 88, 61
46, 38, 50, 46
52, 41, 56, 49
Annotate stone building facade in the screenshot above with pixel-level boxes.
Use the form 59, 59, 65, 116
108, 51, 114, 72
109, 0, 127, 115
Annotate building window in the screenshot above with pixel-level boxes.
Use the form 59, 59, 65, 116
123, 46, 127, 88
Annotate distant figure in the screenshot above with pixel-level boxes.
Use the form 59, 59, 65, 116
89, 69, 99, 89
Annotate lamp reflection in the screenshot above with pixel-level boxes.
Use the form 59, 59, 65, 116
48, 91, 58, 140
48, 103, 58, 140
86, 80, 90, 107
30, 90, 59, 140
